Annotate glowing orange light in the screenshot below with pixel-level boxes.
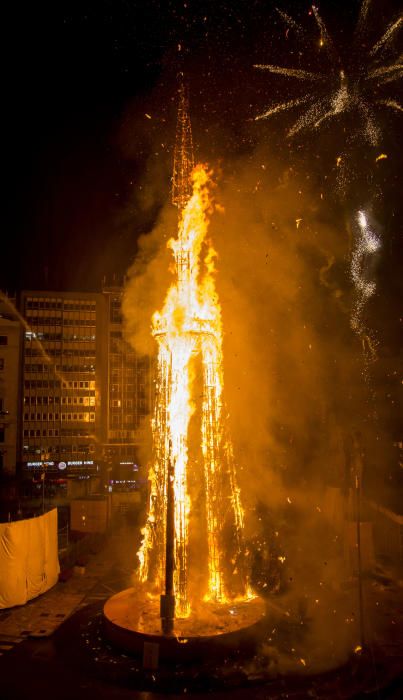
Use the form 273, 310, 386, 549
137, 165, 248, 617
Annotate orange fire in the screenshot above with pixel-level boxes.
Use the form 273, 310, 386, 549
138, 165, 249, 617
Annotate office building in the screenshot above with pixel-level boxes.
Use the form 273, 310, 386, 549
0, 296, 22, 477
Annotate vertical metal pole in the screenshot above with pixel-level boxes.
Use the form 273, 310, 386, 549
160, 441, 175, 635
356, 471, 365, 648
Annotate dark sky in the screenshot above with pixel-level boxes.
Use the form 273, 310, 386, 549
3, 0, 402, 297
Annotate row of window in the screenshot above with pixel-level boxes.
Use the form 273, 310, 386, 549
63, 413, 95, 421
110, 298, 122, 324
24, 430, 92, 438
26, 299, 96, 310
23, 444, 92, 453
24, 429, 60, 437
110, 399, 133, 408
25, 380, 61, 388
25, 346, 96, 360
25, 333, 96, 342
23, 391, 96, 405
62, 396, 95, 406
63, 335, 96, 342
108, 430, 137, 441
26, 317, 96, 327
110, 370, 136, 379
25, 379, 97, 389
25, 350, 96, 358
24, 404, 96, 420
110, 415, 135, 425
25, 364, 95, 373
24, 411, 95, 421
25, 413, 60, 421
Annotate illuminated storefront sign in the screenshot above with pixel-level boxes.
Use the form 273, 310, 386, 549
27, 459, 94, 468
119, 462, 139, 470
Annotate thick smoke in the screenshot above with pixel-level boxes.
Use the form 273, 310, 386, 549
122, 145, 376, 672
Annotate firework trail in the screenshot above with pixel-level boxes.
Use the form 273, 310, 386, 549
350, 210, 381, 372
253, 2, 401, 395
254, 3, 402, 144
369, 17, 402, 56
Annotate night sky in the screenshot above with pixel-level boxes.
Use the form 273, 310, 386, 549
3, 0, 402, 297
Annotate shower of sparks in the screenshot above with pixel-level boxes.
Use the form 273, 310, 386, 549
255, 3, 402, 145
355, 0, 371, 35
254, 64, 325, 81
137, 166, 250, 617
350, 210, 381, 369
311, 4, 338, 60
255, 95, 311, 121
375, 99, 403, 113
369, 17, 402, 56
276, 8, 305, 37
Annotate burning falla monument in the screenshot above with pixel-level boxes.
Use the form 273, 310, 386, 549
103, 81, 265, 658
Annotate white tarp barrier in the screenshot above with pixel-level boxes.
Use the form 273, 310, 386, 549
0, 509, 60, 609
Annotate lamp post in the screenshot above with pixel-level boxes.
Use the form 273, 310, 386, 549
160, 441, 175, 636
41, 450, 49, 514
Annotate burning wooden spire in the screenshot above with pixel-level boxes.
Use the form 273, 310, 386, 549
172, 76, 195, 212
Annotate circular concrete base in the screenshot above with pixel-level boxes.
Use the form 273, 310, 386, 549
103, 588, 266, 662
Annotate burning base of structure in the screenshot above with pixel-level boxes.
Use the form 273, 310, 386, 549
103, 588, 266, 662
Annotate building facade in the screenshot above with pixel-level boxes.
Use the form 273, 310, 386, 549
101, 285, 151, 484
0, 296, 22, 477
19, 288, 151, 488
20, 291, 103, 480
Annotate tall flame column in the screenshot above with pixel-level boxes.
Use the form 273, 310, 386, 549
138, 166, 247, 619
